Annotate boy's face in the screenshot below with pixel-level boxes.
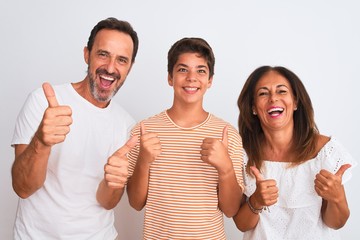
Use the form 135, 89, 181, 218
168, 52, 213, 106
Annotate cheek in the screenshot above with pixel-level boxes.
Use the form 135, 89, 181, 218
88, 60, 100, 72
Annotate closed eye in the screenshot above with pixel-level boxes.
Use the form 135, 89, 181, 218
98, 51, 109, 58
258, 91, 269, 96
277, 89, 288, 94
117, 57, 128, 64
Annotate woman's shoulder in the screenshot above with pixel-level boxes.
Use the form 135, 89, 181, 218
316, 136, 357, 182
315, 134, 331, 153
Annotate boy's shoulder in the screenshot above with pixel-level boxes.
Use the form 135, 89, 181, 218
143, 111, 167, 122
209, 114, 236, 129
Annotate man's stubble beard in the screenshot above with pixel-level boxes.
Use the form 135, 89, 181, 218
87, 67, 123, 103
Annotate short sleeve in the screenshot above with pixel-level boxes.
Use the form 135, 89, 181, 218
319, 138, 357, 184
11, 88, 47, 146
227, 125, 245, 191
242, 154, 257, 197
127, 122, 141, 178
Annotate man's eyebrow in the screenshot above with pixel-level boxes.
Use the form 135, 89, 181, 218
96, 49, 109, 54
96, 49, 130, 61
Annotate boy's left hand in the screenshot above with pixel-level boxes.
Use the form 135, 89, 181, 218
200, 126, 232, 174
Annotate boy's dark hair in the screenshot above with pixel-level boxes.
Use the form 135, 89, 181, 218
87, 17, 139, 63
167, 37, 215, 78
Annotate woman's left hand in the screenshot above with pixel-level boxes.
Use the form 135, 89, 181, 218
314, 164, 351, 203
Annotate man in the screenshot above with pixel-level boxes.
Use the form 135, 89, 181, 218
11, 17, 139, 239
126, 37, 244, 239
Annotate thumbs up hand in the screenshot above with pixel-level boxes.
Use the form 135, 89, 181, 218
250, 166, 278, 208
104, 135, 138, 189
200, 126, 231, 173
138, 122, 161, 165
314, 164, 351, 202
35, 82, 72, 146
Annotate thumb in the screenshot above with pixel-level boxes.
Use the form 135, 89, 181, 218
221, 125, 228, 148
42, 82, 59, 108
250, 166, 264, 182
114, 135, 138, 156
335, 164, 351, 178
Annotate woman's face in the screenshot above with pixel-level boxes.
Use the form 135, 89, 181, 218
253, 70, 297, 132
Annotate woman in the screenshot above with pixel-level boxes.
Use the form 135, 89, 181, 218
233, 66, 356, 239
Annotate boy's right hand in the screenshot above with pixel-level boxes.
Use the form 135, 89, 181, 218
36, 82, 72, 146
138, 122, 161, 164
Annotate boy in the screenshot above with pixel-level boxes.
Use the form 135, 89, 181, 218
126, 37, 244, 239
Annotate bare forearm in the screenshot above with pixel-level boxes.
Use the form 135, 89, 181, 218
218, 168, 242, 217
96, 180, 123, 210
233, 197, 260, 232
322, 198, 350, 229
12, 137, 51, 198
127, 163, 150, 211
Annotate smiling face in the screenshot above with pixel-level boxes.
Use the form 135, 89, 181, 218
253, 70, 297, 132
84, 29, 134, 107
168, 52, 213, 107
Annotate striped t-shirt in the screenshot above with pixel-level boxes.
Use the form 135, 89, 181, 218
128, 111, 244, 240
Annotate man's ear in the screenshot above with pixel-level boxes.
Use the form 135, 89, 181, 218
84, 47, 90, 64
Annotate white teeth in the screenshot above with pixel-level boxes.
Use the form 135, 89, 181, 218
100, 75, 115, 81
268, 107, 283, 113
185, 87, 197, 91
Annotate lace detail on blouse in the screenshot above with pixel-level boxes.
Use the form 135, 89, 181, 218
242, 137, 357, 240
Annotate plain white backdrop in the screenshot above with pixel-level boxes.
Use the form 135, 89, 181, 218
1, 0, 359, 239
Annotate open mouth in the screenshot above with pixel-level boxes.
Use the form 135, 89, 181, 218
100, 74, 115, 88
268, 107, 284, 117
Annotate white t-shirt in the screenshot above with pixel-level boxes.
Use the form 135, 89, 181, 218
11, 83, 135, 240
243, 138, 357, 240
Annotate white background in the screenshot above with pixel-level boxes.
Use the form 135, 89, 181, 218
1, 0, 359, 239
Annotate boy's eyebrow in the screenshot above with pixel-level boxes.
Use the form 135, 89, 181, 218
196, 64, 208, 69
176, 63, 189, 68
176, 63, 208, 69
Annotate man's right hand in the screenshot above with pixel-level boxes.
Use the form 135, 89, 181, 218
36, 82, 72, 146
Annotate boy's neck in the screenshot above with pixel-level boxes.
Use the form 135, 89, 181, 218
166, 106, 209, 128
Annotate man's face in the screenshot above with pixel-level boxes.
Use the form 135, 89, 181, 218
84, 29, 134, 106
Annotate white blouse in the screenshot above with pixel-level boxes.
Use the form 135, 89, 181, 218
243, 138, 357, 240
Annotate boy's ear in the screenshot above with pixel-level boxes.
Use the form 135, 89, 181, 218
207, 76, 213, 88
168, 74, 174, 86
